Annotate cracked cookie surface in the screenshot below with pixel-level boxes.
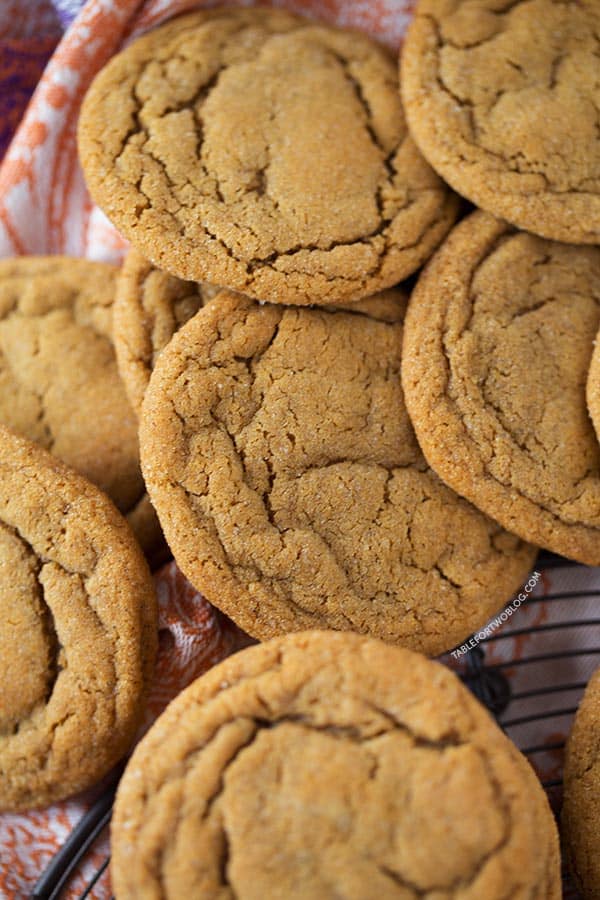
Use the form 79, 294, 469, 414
111, 630, 560, 899
78, 7, 458, 305
401, 0, 600, 243
0, 427, 157, 810
402, 210, 600, 564
586, 324, 600, 444
139, 289, 535, 654
0, 256, 162, 556
563, 666, 600, 899
114, 249, 221, 416
114, 249, 420, 416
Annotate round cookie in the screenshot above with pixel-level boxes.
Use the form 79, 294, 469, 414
563, 666, 600, 899
114, 249, 418, 416
402, 210, 600, 565
111, 631, 561, 899
139, 288, 536, 655
78, 7, 459, 306
0, 427, 157, 810
401, 0, 600, 244
0, 256, 161, 557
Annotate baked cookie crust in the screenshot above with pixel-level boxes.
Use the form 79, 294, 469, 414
402, 211, 600, 564
563, 666, 600, 899
139, 289, 536, 654
0, 255, 162, 556
114, 249, 424, 416
114, 248, 219, 416
112, 631, 561, 899
78, 7, 458, 305
0, 428, 157, 810
401, 0, 600, 243
586, 323, 600, 444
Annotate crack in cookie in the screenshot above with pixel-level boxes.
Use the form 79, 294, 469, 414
401, 0, 600, 242
111, 632, 561, 899
78, 7, 458, 305
113, 249, 423, 417
402, 210, 600, 564
0, 428, 156, 810
139, 290, 536, 654
0, 256, 163, 557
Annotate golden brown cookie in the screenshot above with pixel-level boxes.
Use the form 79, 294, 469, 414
402, 210, 600, 565
0, 255, 162, 557
401, 0, 600, 244
111, 630, 561, 899
114, 249, 420, 416
563, 666, 600, 900
113, 249, 220, 416
139, 288, 536, 655
0, 427, 157, 811
78, 7, 459, 306
587, 327, 600, 443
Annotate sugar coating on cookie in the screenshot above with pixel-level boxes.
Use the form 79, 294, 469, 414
563, 666, 600, 898
111, 631, 561, 899
114, 249, 419, 416
586, 325, 600, 442
78, 7, 458, 305
0, 255, 161, 555
0, 427, 157, 810
402, 210, 600, 565
401, 0, 600, 243
139, 289, 535, 655
114, 248, 220, 416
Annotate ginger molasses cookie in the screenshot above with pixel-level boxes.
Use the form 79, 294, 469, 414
139, 289, 536, 655
0, 427, 157, 810
587, 328, 600, 443
401, 0, 600, 244
111, 631, 561, 899
563, 666, 600, 899
113, 249, 220, 416
402, 211, 600, 565
0, 256, 161, 556
114, 249, 415, 415
78, 7, 458, 306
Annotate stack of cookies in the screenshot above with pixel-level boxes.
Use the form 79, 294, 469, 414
1, 2, 599, 897
77, 5, 541, 659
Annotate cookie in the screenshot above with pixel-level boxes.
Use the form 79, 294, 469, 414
139, 288, 536, 655
586, 326, 600, 443
401, 0, 600, 244
114, 249, 419, 416
563, 666, 600, 899
111, 630, 561, 899
0, 255, 162, 557
0, 427, 157, 810
78, 7, 459, 306
402, 210, 600, 565
113, 249, 220, 416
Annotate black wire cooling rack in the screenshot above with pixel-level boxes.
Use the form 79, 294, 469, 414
29, 550, 599, 900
